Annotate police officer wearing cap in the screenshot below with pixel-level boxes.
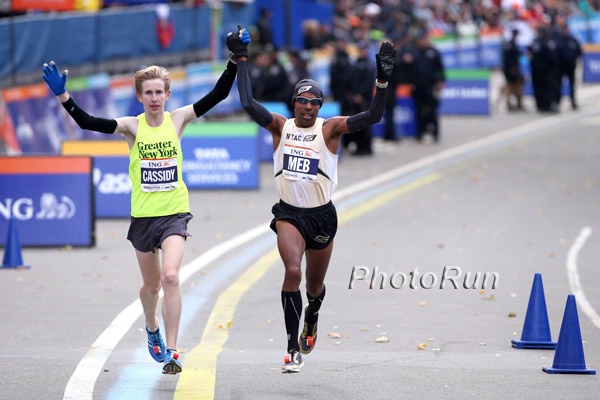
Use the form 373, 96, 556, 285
226, 25, 395, 373
406, 30, 445, 142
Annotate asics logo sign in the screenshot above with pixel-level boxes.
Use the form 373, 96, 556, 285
94, 168, 131, 194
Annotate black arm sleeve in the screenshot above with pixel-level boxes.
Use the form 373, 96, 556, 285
236, 60, 274, 127
346, 84, 387, 133
62, 97, 117, 134
193, 60, 237, 118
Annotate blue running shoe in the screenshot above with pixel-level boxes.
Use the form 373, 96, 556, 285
163, 349, 182, 375
146, 327, 166, 363
281, 350, 303, 373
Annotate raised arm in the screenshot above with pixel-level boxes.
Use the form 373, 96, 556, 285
227, 25, 275, 128
191, 60, 237, 118
42, 61, 118, 134
172, 58, 240, 130
344, 41, 396, 133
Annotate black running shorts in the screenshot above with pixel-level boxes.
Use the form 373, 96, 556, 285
127, 212, 193, 252
270, 200, 337, 250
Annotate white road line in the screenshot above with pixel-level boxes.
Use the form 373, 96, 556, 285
566, 227, 600, 331
63, 108, 596, 399
63, 225, 270, 400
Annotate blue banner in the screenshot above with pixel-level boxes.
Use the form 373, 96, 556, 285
372, 85, 416, 138
582, 46, 600, 82
93, 157, 131, 218
0, 156, 94, 247
439, 70, 490, 115
181, 122, 259, 189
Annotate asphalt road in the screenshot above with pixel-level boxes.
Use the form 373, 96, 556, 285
1, 77, 599, 399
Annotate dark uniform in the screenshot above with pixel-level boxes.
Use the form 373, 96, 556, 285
557, 24, 582, 109
329, 41, 353, 117
383, 37, 411, 142
527, 26, 561, 113
407, 33, 446, 142
501, 29, 525, 111
345, 45, 376, 155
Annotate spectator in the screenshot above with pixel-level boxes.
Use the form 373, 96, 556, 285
527, 23, 561, 113
329, 38, 353, 117
248, 46, 291, 105
556, 19, 582, 109
406, 30, 446, 143
345, 43, 376, 155
383, 33, 411, 142
252, 7, 274, 49
285, 48, 310, 114
501, 29, 525, 111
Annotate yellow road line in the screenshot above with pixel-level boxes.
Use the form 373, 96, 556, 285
175, 172, 441, 399
175, 248, 280, 399
339, 173, 441, 225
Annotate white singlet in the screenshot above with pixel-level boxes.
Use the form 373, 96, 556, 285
273, 118, 338, 208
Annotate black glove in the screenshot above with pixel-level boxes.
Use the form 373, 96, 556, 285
227, 25, 250, 60
375, 41, 396, 82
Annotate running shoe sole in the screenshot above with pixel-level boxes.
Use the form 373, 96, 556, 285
163, 351, 182, 375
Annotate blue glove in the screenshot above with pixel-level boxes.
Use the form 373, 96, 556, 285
239, 25, 251, 45
227, 25, 250, 60
42, 61, 68, 96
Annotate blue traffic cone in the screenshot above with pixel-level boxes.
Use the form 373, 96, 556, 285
543, 294, 596, 374
511, 273, 557, 349
1, 217, 30, 269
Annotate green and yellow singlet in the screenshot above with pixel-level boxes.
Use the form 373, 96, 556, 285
129, 112, 189, 217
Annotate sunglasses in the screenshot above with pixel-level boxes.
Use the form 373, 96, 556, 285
295, 97, 323, 106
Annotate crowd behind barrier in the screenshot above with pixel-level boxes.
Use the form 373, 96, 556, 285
3, 17, 600, 155
0, 0, 336, 88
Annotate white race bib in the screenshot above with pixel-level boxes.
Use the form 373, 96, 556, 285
140, 158, 178, 192
282, 144, 319, 182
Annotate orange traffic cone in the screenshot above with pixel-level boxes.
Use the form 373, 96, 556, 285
543, 294, 596, 374
1, 217, 30, 269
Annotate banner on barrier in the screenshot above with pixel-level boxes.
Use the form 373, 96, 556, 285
93, 157, 131, 218
582, 44, 600, 82
372, 84, 416, 138
181, 122, 259, 189
61, 140, 131, 219
0, 156, 94, 247
439, 69, 490, 115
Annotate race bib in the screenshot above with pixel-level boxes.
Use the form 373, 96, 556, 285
140, 158, 178, 192
282, 144, 319, 182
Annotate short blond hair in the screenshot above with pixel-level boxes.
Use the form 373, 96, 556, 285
134, 65, 171, 94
